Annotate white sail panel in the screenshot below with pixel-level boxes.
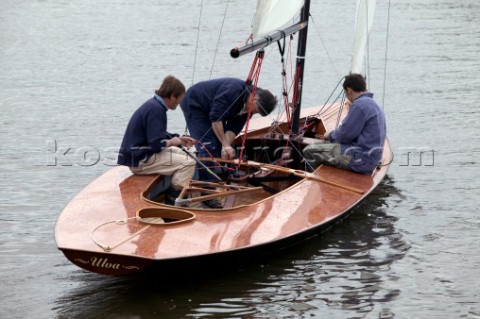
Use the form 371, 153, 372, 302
350, 0, 376, 74
251, 0, 305, 37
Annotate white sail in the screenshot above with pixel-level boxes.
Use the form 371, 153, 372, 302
251, 0, 305, 37
350, 0, 376, 74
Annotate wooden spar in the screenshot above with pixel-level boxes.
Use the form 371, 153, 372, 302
177, 177, 192, 200
197, 157, 365, 194
176, 186, 264, 205
189, 181, 254, 190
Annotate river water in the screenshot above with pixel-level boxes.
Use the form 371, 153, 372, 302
1, 0, 479, 318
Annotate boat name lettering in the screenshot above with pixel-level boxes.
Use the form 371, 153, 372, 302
90, 256, 122, 269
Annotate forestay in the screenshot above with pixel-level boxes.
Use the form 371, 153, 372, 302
251, 0, 304, 37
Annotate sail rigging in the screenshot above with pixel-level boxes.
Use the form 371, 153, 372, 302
230, 0, 307, 59
230, 21, 307, 59
350, 0, 376, 74
232, 0, 379, 123
251, 0, 305, 37
231, 0, 310, 135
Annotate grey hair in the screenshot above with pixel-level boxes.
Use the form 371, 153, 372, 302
255, 88, 278, 116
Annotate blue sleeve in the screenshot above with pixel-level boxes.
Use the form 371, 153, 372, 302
330, 106, 366, 144
166, 132, 179, 138
209, 82, 244, 122
225, 114, 248, 135
145, 108, 168, 152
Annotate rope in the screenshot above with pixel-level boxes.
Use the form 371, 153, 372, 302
278, 35, 296, 126
334, 92, 347, 129
90, 217, 150, 252
238, 50, 265, 163
290, 64, 300, 121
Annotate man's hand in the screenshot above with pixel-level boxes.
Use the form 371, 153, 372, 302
168, 136, 183, 147
180, 136, 197, 148
168, 136, 197, 148
221, 146, 235, 159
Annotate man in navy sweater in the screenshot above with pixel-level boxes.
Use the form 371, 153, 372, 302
180, 77, 277, 208
117, 75, 196, 205
303, 73, 386, 174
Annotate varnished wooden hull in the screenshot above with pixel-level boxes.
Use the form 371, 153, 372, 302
55, 105, 391, 276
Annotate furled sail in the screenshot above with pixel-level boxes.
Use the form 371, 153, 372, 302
350, 0, 376, 73
251, 0, 305, 37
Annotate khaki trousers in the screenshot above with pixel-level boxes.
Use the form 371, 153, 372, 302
303, 142, 352, 171
130, 147, 196, 188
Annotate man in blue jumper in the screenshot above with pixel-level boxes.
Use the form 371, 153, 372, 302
117, 75, 196, 205
180, 77, 277, 208
303, 73, 386, 174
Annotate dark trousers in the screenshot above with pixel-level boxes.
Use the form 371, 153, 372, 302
182, 107, 222, 182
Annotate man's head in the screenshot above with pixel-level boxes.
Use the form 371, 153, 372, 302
156, 75, 185, 109
342, 73, 367, 102
253, 88, 278, 116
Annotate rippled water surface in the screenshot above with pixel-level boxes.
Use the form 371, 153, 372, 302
1, 0, 479, 318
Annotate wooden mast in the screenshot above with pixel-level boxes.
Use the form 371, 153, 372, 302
291, 0, 311, 135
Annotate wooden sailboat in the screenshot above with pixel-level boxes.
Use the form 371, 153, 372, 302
55, 0, 391, 276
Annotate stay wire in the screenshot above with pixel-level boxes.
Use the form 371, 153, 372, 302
382, 0, 392, 108
313, 76, 345, 117
309, 14, 340, 79
185, 0, 205, 136
191, 0, 204, 85
365, 0, 371, 84
209, 0, 230, 79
